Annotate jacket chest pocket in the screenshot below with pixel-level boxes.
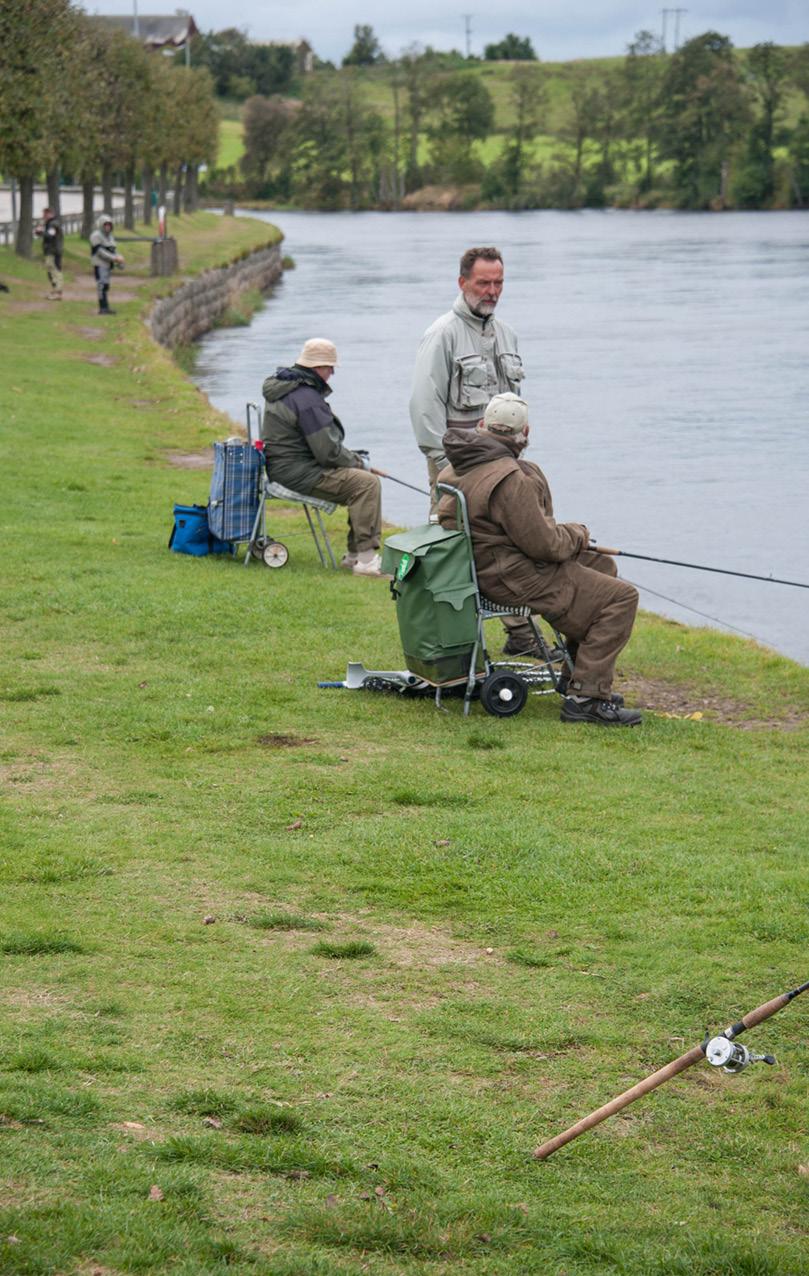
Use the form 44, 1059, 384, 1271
497, 352, 524, 390
451, 354, 490, 410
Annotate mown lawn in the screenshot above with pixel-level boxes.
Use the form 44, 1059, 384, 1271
1, 217, 808, 1275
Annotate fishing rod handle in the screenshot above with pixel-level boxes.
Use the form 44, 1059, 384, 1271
533, 1044, 704, 1161
726, 980, 809, 1038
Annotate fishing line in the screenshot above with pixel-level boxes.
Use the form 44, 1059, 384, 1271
626, 576, 770, 645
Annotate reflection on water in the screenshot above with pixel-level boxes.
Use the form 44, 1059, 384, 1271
193, 210, 809, 665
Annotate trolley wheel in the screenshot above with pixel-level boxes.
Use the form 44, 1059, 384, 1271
250, 537, 268, 560
479, 670, 528, 718
262, 540, 289, 569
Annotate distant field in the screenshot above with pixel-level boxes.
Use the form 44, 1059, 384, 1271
217, 117, 245, 170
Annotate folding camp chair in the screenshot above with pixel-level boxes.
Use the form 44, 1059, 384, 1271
438, 482, 573, 715
244, 402, 337, 569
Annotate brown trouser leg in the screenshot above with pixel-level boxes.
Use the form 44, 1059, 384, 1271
308, 468, 382, 554
516, 553, 636, 699
544, 553, 638, 699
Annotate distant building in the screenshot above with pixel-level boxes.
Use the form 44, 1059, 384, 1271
253, 38, 314, 75
91, 10, 199, 52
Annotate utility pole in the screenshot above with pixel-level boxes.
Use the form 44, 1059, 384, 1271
672, 7, 687, 50
133, 0, 139, 38
660, 8, 669, 53
462, 13, 473, 59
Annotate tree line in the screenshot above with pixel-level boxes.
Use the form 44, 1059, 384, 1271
0, 0, 218, 256
217, 31, 809, 212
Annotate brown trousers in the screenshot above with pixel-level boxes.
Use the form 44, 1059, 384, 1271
525, 552, 638, 699
309, 467, 382, 554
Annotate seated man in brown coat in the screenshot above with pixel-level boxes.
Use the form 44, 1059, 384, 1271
437, 392, 641, 726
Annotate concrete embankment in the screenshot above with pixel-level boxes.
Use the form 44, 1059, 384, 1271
149, 242, 282, 348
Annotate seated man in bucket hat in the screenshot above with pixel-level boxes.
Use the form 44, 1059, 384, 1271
261, 338, 384, 576
436, 392, 642, 726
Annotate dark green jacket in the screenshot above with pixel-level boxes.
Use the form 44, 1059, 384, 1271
261, 365, 363, 492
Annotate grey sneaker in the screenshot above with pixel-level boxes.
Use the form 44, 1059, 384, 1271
340, 553, 358, 570
560, 696, 642, 727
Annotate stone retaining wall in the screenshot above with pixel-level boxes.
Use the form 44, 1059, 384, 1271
150, 242, 283, 348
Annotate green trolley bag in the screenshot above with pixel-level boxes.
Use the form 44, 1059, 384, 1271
381, 524, 482, 685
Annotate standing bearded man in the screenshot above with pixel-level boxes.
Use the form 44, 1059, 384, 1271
409, 245, 538, 656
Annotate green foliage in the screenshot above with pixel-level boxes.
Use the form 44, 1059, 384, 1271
188, 27, 296, 99
342, 23, 385, 68
484, 33, 538, 62
657, 31, 751, 208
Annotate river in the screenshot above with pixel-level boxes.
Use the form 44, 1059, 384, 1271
193, 210, 809, 667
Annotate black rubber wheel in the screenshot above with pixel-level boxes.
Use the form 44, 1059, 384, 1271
262, 541, 289, 568
479, 670, 528, 718
250, 537, 268, 560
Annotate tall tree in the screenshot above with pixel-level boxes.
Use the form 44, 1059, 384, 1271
0, 0, 79, 256
734, 42, 788, 206
343, 24, 385, 67
657, 31, 750, 208
500, 64, 546, 197
242, 95, 298, 191
623, 29, 665, 192
426, 73, 494, 184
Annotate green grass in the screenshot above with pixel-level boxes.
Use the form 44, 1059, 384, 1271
217, 115, 245, 169
0, 217, 808, 1274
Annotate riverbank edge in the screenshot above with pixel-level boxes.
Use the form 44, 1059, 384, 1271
149, 240, 284, 349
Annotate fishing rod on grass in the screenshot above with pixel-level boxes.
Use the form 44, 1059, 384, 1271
533, 979, 809, 1161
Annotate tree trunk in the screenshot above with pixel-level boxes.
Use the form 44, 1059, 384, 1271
101, 167, 114, 214
183, 165, 197, 212
46, 169, 61, 217
173, 165, 183, 215
124, 166, 135, 230
142, 166, 153, 225
14, 174, 35, 258
159, 163, 168, 205
81, 176, 95, 239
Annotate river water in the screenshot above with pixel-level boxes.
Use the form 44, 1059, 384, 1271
193, 210, 809, 666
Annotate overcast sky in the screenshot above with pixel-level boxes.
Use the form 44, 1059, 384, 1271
84, 1, 807, 62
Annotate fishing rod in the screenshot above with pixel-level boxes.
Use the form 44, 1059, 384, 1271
533, 979, 809, 1162
372, 469, 431, 497
593, 546, 809, 591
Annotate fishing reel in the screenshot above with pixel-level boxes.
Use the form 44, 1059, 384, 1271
704, 1035, 776, 1074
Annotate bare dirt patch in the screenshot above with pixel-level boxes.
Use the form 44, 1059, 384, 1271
83, 353, 118, 367
164, 450, 212, 469
257, 733, 319, 748
617, 673, 808, 731
0, 987, 69, 1012
75, 326, 105, 340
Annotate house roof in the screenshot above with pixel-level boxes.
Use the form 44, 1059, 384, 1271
91, 13, 199, 49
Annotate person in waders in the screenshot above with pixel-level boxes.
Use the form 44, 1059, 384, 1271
261, 339, 384, 577
436, 393, 642, 726
89, 214, 124, 315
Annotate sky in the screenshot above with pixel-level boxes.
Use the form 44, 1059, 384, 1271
83, 1, 807, 63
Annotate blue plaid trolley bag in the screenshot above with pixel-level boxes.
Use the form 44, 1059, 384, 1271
207, 440, 262, 546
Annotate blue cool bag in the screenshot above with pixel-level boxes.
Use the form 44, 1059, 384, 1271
207, 440, 262, 544
169, 504, 232, 556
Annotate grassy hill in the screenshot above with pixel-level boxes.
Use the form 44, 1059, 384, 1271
1, 218, 808, 1274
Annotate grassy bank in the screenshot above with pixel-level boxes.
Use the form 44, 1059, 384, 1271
1, 216, 808, 1275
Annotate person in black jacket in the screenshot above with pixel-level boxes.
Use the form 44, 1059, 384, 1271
261, 338, 384, 576
34, 207, 63, 300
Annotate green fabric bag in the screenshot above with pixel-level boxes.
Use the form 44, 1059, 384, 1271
381, 524, 481, 684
